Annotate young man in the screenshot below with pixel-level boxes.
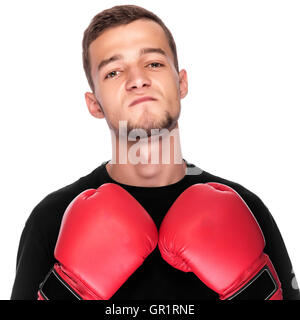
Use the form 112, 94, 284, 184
11, 5, 300, 300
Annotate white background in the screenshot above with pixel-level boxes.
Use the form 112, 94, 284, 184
0, 0, 299, 300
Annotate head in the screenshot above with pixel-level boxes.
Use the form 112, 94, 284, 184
82, 5, 188, 137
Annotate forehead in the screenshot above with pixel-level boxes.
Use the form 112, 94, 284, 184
89, 19, 173, 70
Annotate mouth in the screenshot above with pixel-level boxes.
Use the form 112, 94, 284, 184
129, 96, 157, 107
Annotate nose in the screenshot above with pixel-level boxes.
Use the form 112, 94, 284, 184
125, 67, 151, 92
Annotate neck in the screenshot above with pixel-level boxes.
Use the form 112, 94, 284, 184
106, 122, 186, 187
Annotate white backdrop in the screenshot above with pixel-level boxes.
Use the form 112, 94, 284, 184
0, 0, 299, 300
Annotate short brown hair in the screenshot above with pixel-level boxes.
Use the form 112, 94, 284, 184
82, 5, 179, 92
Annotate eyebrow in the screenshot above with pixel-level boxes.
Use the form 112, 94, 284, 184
97, 47, 167, 73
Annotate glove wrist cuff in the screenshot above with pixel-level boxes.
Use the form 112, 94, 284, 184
222, 254, 282, 300
38, 263, 100, 300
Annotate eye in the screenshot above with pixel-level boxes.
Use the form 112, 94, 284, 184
104, 70, 120, 79
148, 62, 164, 68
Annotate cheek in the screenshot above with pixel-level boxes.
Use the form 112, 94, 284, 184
97, 83, 121, 109
165, 79, 181, 105
165, 84, 181, 115
161, 71, 180, 96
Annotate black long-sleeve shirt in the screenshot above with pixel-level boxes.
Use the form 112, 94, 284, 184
10, 159, 300, 300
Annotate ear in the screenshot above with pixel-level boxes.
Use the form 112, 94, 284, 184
85, 92, 105, 119
178, 69, 188, 99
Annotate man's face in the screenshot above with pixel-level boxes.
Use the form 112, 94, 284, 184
87, 19, 188, 136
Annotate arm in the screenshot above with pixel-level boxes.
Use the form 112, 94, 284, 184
260, 203, 300, 300
10, 211, 56, 300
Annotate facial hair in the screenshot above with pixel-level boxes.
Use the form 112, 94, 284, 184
97, 99, 179, 138
126, 109, 177, 137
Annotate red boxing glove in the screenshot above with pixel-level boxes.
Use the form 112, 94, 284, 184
158, 183, 283, 300
38, 183, 158, 300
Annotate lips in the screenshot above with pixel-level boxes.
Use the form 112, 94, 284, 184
129, 96, 156, 107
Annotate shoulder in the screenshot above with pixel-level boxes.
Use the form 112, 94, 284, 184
185, 160, 265, 209
202, 171, 267, 214
185, 160, 273, 229
24, 161, 110, 246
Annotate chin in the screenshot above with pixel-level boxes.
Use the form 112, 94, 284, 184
129, 112, 177, 137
